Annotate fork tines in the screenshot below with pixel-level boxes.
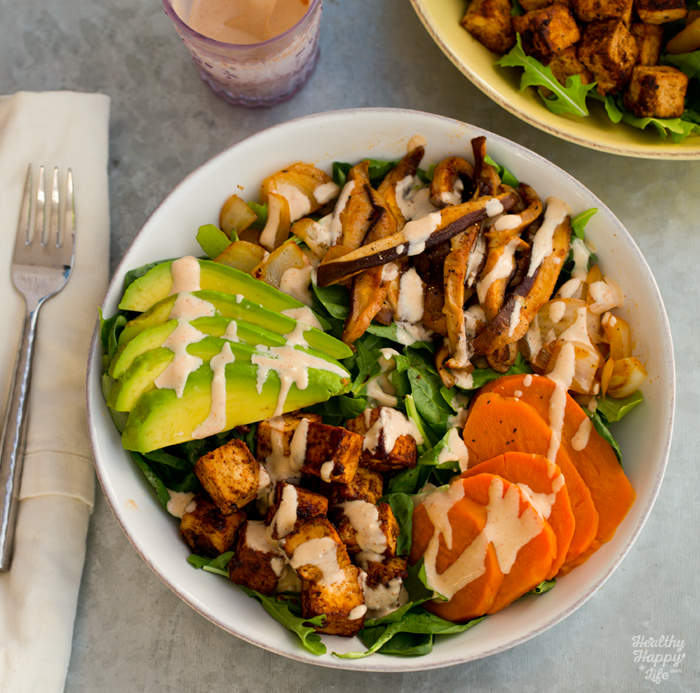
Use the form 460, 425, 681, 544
18, 164, 75, 250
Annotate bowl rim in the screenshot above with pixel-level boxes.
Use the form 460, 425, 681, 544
410, 0, 700, 160
87, 107, 676, 670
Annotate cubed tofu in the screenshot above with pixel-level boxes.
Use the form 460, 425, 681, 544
630, 23, 665, 65
180, 493, 246, 558
579, 20, 639, 95
266, 481, 329, 539
623, 65, 689, 117
332, 501, 400, 561
324, 467, 384, 506
255, 411, 322, 462
280, 516, 365, 636
521, 0, 571, 10
634, 0, 687, 24
361, 557, 409, 617
346, 407, 418, 473
300, 422, 362, 484
572, 0, 633, 24
228, 520, 286, 596
460, 0, 516, 55
194, 439, 261, 514
546, 45, 594, 87
512, 4, 581, 62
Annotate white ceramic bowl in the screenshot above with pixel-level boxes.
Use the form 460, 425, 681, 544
410, 0, 700, 160
86, 108, 675, 670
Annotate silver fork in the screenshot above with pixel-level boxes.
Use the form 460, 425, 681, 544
0, 165, 76, 571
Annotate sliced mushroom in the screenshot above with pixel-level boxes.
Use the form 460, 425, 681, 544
421, 282, 447, 337
430, 156, 475, 208
486, 343, 519, 373
335, 161, 374, 250
315, 191, 519, 287
471, 211, 572, 355
471, 136, 502, 199
377, 145, 425, 229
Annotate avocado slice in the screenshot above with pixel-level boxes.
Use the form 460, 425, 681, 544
121, 360, 350, 453
118, 290, 352, 361
119, 258, 304, 314
108, 316, 286, 379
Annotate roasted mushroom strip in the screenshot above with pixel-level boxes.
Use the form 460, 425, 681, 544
472, 198, 572, 355
471, 136, 502, 198
315, 191, 519, 287
334, 161, 375, 250
430, 156, 474, 208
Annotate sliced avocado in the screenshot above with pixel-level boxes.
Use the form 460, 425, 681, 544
109, 316, 286, 379
118, 290, 352, 361
119, 258, 304, 314
121, 361, 350, 453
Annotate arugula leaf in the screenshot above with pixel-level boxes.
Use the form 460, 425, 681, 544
247, 201, 268, 230
203, 551, 235, 576
196, 224, 232, 260
131, 452, 171, 509
365, 322, 436, 352
379, 493, 414, 555
595, 390, 644, 423
484, 154, 520, 187
571, 208, 597, 239
584, 409, 622, 463
332, 159, 400, 188
239, 587, 327, 655
360, 629, 434, 656
497, 35, 595, 117
187, 554, 211, 569
664, 51, 700, 80
415, 428, 466, 472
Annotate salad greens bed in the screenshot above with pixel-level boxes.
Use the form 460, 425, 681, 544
496, 3, 700, 142
99, 154, 642, 657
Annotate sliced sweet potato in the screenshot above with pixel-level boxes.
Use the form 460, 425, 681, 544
458, 473, 557, 613
478, 374, 636, 571
464, 392, 599, 564
409, 490, 504, 622
461, 452, 574, 579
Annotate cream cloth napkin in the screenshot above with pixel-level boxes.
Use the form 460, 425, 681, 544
0, 92, 110, 693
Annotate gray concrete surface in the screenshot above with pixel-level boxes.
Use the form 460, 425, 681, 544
1, 0, 699, 690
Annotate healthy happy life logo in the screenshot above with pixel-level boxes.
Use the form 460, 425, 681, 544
633, 635, 686, 684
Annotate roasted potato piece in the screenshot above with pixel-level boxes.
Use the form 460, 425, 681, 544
460, 0, 516, 55
228, 520, 286, 595
579, 20, 639, 96
214, 240, 268, 274
180, 493, 246, 558
300, 422, 363, 484
572, 0, 634, 24
332, 501, 400, 561
258, 192, 291, 251
634, 0, 687, 24
346, 407, 418, 473
252, 238, 311, 296
512, 4, 581, 63
194, 439, 262, 514
623, 65, 689, 118
281, 516, 366, 636
219, 193, 257, 237
256, 411, 322, 463
630, 23, 664, 65
266, 481, 329, 539
291, 217, 331, 259
261, 162, 339, 223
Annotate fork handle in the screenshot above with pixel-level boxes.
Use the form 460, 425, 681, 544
0, 300, 43, 572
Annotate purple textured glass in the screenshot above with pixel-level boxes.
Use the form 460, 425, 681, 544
162, 0, 322, 107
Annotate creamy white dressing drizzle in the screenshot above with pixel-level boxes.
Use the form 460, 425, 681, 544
348, 604, 368, 621
280, 306, 322, 330
259, 193, 284, 250
363, 407, 424, 455
571, 416, 592, 451
476, 237, 520, 305
381, 262, 399, 283
313, 181, 340, 206
558, 305, 593, 348
527, 198, 572, 278
222, 320, 239, 342
263, 416, 309, 486
588, 279, 619, 315
288, 537, 345, 586
279, 264, 313, 306
169, 256, 202, 295
340, 500, 388, 555
402, 212, 442, 256
395, 321, 434, 346
166, 489, 196, 518
549, 301, 566, 324
270, 483, 299, 538
192, 342, 236, 439
465, 229, 487, 289
437, 428, 470, 472
508, 296, 524, 338
328, 179, 355, 245
320, 460, 335, 482
545, 342, 577, 471
485, 198, 504, 217
363, 578, 405, 618
516, 473, 564, 520
493, 213, 522, 232
397, 267, 424, 324
272, 181, 312, 222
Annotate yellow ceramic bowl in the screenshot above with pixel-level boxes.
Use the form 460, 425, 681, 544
411, 0, 700, 159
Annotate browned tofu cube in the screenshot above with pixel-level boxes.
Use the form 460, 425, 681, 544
332, 501, 400, 561
363, 557, 409, 615
280, 516, 365, 636
194, 439, 261, 515
255, 411, 322, 462
460, 0, 516, 54
572, 0, 633, 24
521, 0, 571, 10
346, 407, 418, 473
324, 467, 384, 506
546, 45, 594, 87
630, 23, 665, 65
634, 0, 687, 24
579, 20, 639, 95
512, 4, 581, 62
266, 481, 329, 539
623, 65, 689, 117
180, 493, 246, 558
228, 520, 286, 596
300, 422, 362, 484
